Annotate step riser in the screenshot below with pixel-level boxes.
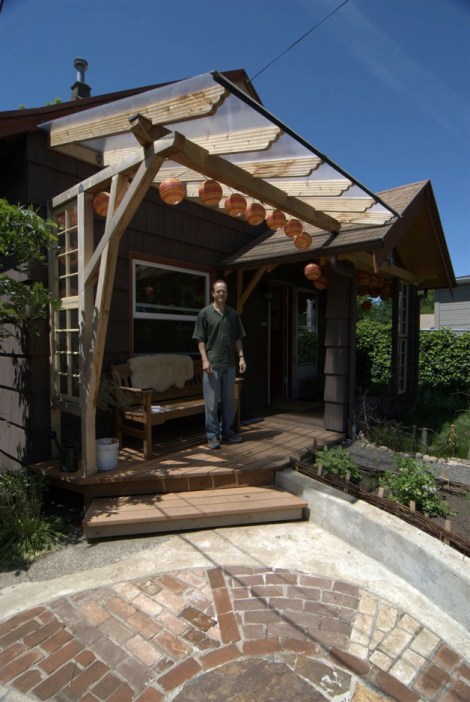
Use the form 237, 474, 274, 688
83, 469, 278, 499
84, 508, 306, 539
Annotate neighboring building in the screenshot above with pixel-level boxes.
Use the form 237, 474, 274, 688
0, 65, 455, 472
434, 276, 470, 332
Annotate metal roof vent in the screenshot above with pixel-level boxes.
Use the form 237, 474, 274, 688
71, 57, 91, 100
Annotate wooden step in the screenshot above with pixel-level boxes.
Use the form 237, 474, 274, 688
83, 485, 309, 539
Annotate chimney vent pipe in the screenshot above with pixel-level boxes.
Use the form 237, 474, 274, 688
71, 57, 91, 100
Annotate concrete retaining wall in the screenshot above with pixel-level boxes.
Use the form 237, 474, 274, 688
276, 467, 470, 631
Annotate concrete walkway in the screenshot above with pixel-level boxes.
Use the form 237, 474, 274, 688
1, 465, 469, 701
0, 519, 469, 701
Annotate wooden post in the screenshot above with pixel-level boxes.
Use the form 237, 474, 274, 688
444, 519, 451, 545
421, 427, 428, 452
377, 486, 384, 498
409, 500, 416, 512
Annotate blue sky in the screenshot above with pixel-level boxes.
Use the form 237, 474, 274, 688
1, 0, 469, 277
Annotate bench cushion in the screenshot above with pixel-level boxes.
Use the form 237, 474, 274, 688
129, 354, 194, 393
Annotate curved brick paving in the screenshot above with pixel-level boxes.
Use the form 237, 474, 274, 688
0, 566, 468, 701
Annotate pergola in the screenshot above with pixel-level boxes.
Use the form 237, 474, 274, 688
41, 71, 398, 475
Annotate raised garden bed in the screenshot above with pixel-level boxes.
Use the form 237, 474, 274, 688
289, 453, 470, 558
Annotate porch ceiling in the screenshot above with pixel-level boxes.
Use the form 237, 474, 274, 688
40, 71, 398, 236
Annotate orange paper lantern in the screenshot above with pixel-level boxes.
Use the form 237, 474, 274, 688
304, 262, 322, 281
294, 232, 312, 250
199, 180, 223, 207
284, 219, 303, 238
356, 271, 370, 287
224, 193, 247, 217
93, 192, 109, 217
313, 274, 327, 290
245, 202, 266, 226
380, 284, 392, 301
159, 178, 185, 205
266, 209, 287, 231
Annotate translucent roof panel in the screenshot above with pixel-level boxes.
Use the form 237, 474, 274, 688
40, 71, 399, 233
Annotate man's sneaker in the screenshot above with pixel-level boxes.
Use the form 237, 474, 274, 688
208, 438, 220, 449
222, 432, 243, 443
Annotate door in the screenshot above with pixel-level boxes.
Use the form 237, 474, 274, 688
269, 284, 292, 402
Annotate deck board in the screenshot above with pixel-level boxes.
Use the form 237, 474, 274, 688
83, 485, 309, 538
31, 409, 344, 503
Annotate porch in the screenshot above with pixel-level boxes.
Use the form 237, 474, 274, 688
32, 407, 345, 538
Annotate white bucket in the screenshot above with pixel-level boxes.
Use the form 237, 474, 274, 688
96, 438, 119, 472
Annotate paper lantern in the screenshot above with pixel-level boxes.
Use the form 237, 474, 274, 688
294, 232, 312, 250
362, 300, 372, 312
93, 192, 109, 217
199, 180, 223, 207
313, 274, 327, 290
245, 202, 266, 226
266, 209, 287, 231
380, 284, 392, 301
224, 193, 247, 217
284, 219, 303, 238
304, 262, 322, 281
356, 270, 370, 288
159, 178, 185, 205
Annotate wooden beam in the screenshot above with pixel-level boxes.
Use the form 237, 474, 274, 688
83, 141, 174, 285
129, 113, 169, 147
166, 131, 340, 233
51, 133, 180, 208
236, 267, 270, 314
341, 252, 421, 284
77, 191, 98, 475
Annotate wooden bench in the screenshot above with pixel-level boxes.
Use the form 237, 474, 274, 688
110, 357, 242, 459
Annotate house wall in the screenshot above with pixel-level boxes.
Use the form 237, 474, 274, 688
434, 277, 470, 332
0, 130, 263, 467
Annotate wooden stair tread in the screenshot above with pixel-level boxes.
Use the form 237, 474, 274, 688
83, 486, 308, 538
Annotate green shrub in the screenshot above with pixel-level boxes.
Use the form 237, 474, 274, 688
356, 318, 392, 392
315, 445, 361, 482
379, 455, 450, 518
0, 469, 66, 568
419, 329, 470, 394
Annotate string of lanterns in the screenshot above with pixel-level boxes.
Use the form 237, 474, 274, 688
92, 177, 316, 251
156, 177, 315, 251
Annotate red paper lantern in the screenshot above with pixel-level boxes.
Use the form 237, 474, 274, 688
294, 232, 312, 250
304, 262, 322, 281
224, 193, 247, 217
159, 178, 185, 205
199, 180, 223, 207
245, 202, 266, 226
313, 274, 327, 290
284, 219, 303, 238
266, 209, 287, 231
93, 192, 109, 217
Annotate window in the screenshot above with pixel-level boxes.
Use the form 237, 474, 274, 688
397, 281, 409, 394
51, 205, 80, 406
296, 289, 318, 366
133, 260, 210, 354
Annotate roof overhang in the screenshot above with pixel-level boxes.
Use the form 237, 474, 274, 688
40, 70, 399, 237
222, 180, 456, 290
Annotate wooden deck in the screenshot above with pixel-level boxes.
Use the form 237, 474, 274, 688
33, 408, 344, 503
34, 407, 344, 538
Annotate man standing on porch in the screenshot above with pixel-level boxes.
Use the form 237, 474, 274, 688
193, 279, 247, 449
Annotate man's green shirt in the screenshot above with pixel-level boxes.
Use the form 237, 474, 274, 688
193, 304, 246, 367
